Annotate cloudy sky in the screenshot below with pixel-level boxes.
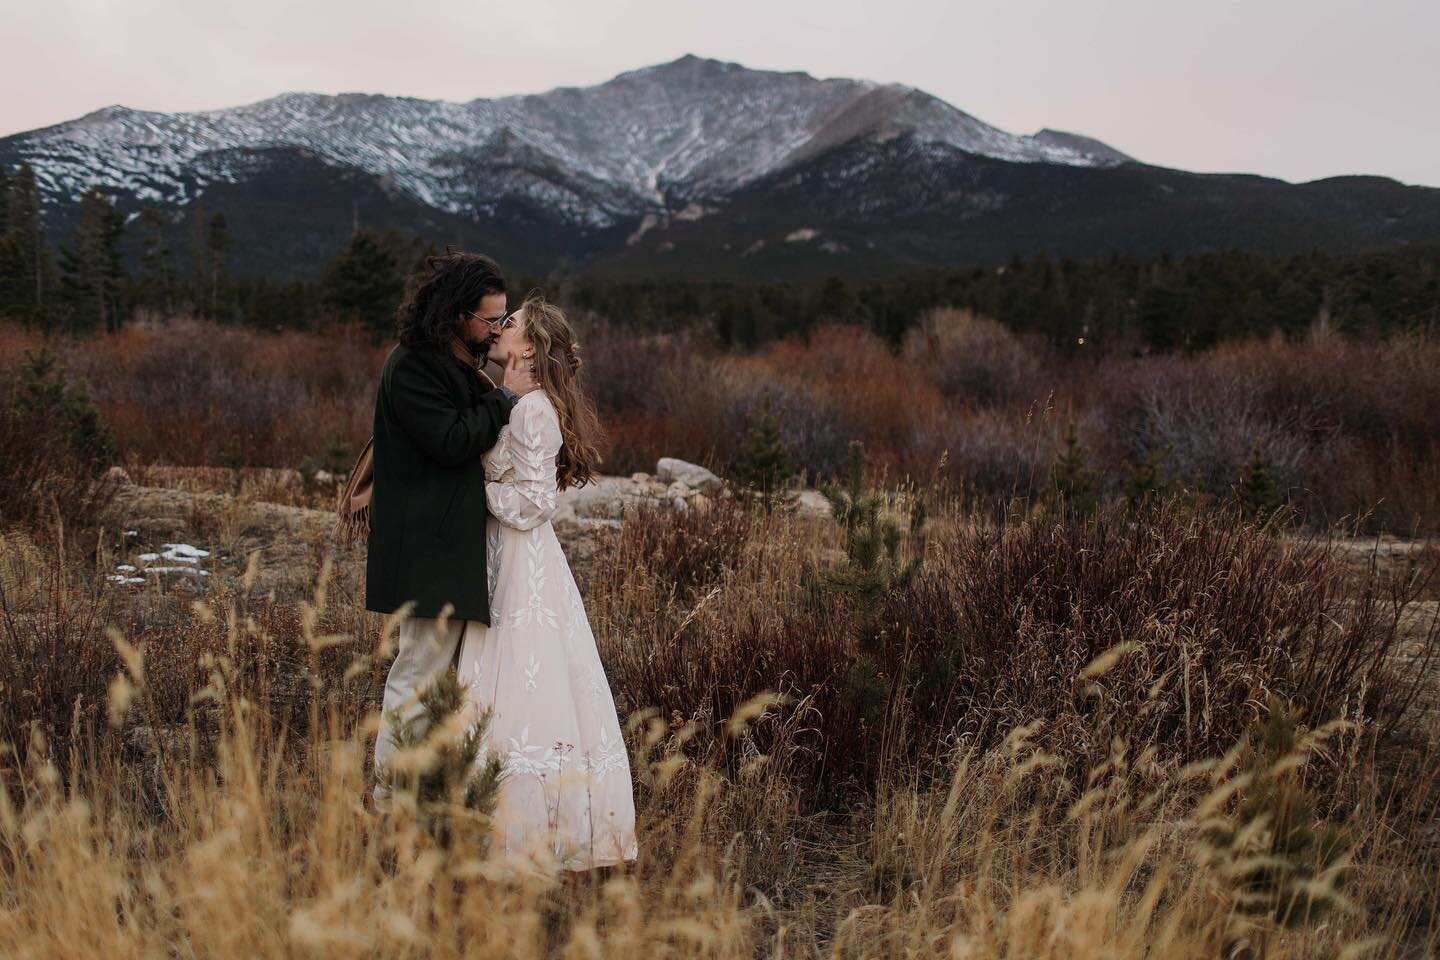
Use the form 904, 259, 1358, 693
4, 0, 1437, 186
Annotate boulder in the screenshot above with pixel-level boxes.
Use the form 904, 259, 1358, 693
796, 490, 833, 517
562, 476, 656, 520
566, 486, 628, 521
655, 457, 723, 495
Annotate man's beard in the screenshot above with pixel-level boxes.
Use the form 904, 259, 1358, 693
464, 333, 497, 358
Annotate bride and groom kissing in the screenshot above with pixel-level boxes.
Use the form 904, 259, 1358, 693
362, 251, 638, 872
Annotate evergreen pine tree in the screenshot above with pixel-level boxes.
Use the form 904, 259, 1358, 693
301, 433, 354, 483
1233, 439, 1285, 525
320, 229, 404, 334
206, 212, 232, 320
1123, 420, 1170, 510
1200, 696, 1351, 941
407, 239, 439, 277
1050, 418, 1098, 517
62, 187, 126, 333
811, 441, 926, 728
374, 666, 506, 847
0, 164, 11, 231
728, 397, 800, 513
374, 227, 432, 281
817, 275, 855, 321
1, 164, 47, 324
136, 206, 175, 314
14, 166, 44, 312
15, 346, 117, 472
0, 165, 25, 318
1139, 283, 1183, 352
53, 243, 80, 330
187, 201, 207, 314
0, 236, 23, 320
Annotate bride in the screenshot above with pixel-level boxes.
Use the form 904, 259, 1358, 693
456, 295, 639, 872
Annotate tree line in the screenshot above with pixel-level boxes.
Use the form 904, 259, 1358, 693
3, 162, 1437, 352
0, 164, 250, 332
0, 164, 433, 335
561, 247, 1440, 353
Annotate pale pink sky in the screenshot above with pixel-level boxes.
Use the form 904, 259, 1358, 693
3, 0, 1437, 187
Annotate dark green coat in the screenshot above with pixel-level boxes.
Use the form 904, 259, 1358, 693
364, 341, 516, 624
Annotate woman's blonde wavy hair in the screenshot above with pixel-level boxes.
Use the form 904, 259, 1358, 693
517, 295, 604, 490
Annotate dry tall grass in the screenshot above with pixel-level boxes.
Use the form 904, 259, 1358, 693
3, 487, 1437, 956
589, 495, 1437, 798
4, 309, 1440, 955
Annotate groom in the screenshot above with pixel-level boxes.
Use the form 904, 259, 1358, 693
365, 252, 538, 797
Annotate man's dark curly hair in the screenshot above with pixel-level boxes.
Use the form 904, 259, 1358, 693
394, 248, 507, 347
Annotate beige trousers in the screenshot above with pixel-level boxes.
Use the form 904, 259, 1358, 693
372, 614, 467, 801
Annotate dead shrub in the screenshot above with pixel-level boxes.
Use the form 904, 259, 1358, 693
591, 490, 1438, 800
902, 306, 1046, 406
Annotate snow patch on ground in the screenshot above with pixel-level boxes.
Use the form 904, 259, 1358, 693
108, 542, 213, 587
160, 543, 210, 562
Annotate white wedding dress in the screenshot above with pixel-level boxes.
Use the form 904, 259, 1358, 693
455, 390, 639, 871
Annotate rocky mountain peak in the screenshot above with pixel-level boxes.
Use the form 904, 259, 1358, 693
1, 55, 1136, 226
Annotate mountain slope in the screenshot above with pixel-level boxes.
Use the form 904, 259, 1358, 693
2, 54, 1436, 282
4, 55, 1132, 229
597, 137, 1440, 280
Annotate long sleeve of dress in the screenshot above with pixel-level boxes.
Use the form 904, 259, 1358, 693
486, 396, 562, 531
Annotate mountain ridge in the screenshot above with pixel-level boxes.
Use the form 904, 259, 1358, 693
2, 55, 1437, 282
3, 54, 1135, 222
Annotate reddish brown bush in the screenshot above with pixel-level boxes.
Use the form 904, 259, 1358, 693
901, 306, 1046, 407
50, 316, 383, 468
5, 315, 1438, 533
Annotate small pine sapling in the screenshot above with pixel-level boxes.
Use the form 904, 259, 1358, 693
1123, 420, 1170, 510
1199, 695, 1352, 948
811, 441, 926, 727
1233, 439, 1287, 527
375, 667, 506, 847
728, 397, 800, 513
1050, 417, 1098, 517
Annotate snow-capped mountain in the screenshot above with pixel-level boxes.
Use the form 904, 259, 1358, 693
5, 54, 1437, 282
7, 55, 1132, 231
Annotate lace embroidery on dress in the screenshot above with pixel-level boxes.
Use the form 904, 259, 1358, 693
458, 390, 640, 871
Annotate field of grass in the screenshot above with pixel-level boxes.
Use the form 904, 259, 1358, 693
2, 313, 1440, 956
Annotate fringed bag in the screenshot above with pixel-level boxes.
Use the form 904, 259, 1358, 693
335, 335, 497, 549
335, 434, 375, 548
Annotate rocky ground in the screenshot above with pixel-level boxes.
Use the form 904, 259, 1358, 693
99, 458, 832, 606
98, 460, 1436, 657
